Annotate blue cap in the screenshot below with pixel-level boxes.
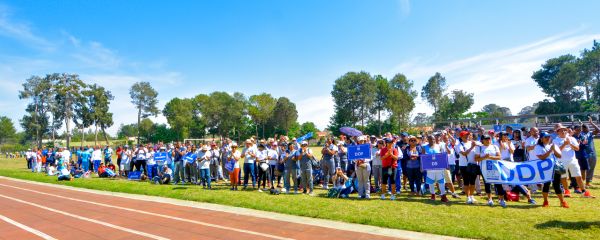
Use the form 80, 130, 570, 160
539, 132, 550, 138
385, 138, 394, 143
84, 147, 88, 150
455, 127, 462, 131
124, 145, 129, 148
401, 133, 408, 137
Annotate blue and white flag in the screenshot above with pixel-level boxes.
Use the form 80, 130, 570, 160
183, 153, 197, 163
420, 153, 449, 171
127, 171, 142, 180
347, 144, 371, 161
154, 152, 167, 162
481, 159, 555, 185
297, 132, 313, 142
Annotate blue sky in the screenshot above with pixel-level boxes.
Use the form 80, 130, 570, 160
1, 0, 600, 135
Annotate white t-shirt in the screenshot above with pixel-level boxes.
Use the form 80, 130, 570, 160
228, 150, 241, 168
121, 150, 132, 164
552, 137, 577, 163
445, 143, 456, 165
60, 168, 70, 176
495, 142, 514, 161
266, 149, 279, 165
534, 144, 561, 160
136, 148, 147, 161
242, 147, 257, 164
62, 150, 71, 163
91, 150, 102, 161
146, 150, 156, 165
197, 150, 212, 169
474, 145, 499, 161
525, 137, 539, 160
456, 142, 477, 166
371, 148, 382, 166
163, 168, 173, 176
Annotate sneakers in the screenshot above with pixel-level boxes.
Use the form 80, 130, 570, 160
430, 194, 436, 201
528, 199, 537, 204
308, 192, 314, 196
357, 195, 362, 199
574, 188, 582, 194
564, 189, 571, 197
230, 187, 235, 191
173, 182, 178, 185
500, 200, 506, 207
582, 191, 596, 198
294, 190, 297, 194
365, 195, 370, 199
561, 201, 570, 208
452, 193, 461, 199
391, 195, 395, 200
487, 199, 494, 206
257, 189, 263, 193
467, 197, 473, 204
542, 200, 549, 207
441, 195, 449, 202
471, 197, 478, 203
381, 194, 386, 200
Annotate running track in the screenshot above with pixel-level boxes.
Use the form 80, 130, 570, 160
0, 178, 403, 240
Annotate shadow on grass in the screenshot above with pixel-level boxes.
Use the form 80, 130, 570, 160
535, 220, 600, 230
172, 187, 188, 190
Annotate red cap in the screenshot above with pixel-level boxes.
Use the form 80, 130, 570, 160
460, 131, 471, 137
488, 130, 495, 135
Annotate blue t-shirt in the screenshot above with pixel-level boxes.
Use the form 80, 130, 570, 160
573, 134, 588, 159
80, 151, 91, 162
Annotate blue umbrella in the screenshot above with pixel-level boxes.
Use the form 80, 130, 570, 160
340, 127, 363, 137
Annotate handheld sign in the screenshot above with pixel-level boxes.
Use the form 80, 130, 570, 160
105, 168, 116, 176
154, 152, 167, 162
297, 132, 313, 142
420, 153, 449, 171
347, 144, 372, 161
183, 153, 197, 163
225, 160, 235, 173
494, 124, 521, 132
127, 171, 142, 180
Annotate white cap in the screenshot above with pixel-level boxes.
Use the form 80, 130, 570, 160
301, 141, 308, 145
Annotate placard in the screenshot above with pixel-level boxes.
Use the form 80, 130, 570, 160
183, 153, 197, 163
420, 153, 449, 171
347, 144, 372, 161
225, 160, 235, 173
127, 171, 141, 180
481, 159, 555, 185
154, 152, 168, 162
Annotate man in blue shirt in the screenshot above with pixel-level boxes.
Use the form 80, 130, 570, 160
80, 148, 91, 172
581, 116, 600, 186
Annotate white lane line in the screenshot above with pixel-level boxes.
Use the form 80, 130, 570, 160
0, 183, 293, 240
0, 194, 169, 240
0, 214, 57, 240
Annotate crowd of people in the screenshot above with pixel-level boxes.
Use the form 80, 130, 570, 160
22, 117, 598, 208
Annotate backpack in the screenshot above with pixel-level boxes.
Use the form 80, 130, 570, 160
269, 189, 281, 195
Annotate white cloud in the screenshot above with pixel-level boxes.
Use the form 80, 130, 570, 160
398, 0, 410, 18
393, 31, 600, 118
295, 95, 334, 131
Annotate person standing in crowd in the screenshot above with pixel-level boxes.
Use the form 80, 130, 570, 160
422, 135, 449, 202
116, 146, 123, 172
571, 125, 589, 192
475, 134, 506, 207
320, 137, 337, 190
354, 136, 372, 199
442, 133, 461, 199
536, 132, 568, 207
103, 145, 113, 165
381, 138, 400, 200
146, 146, 157, 180
221, 139, 232, 181
197, 145, 212, 189
512, 130, 526, 162
119, 145, 131, 179
372, 139, 383, 193
92, 146, 102, 173
582, 116, 599, 187
183, 145, 195, 184
172, 142, 186, 185
396, 133, 409, 190
338, 141, 348, 172
552, 123, 595, 198
209, 143, 221, 183
404, 136, 422, 197
256, 143, 269, 192
284, 142, 299, 194
267, 142, 279, 190
525, 127, 540, 193
228, 142, 242, 191
80, 147, 91, 173
135, 145, 149, 177
242, 140, 258, 189
457, 131, 479, 204
296, 141, 314, 195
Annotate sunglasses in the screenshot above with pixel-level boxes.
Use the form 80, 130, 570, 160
409, 140, 417, 142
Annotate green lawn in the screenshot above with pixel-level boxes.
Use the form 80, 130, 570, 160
1, 146, 599, 239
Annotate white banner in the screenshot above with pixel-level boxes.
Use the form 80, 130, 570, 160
481, 159, 555, 185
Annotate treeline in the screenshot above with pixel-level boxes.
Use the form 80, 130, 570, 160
532, 40, 600, 119
328, 71, 475, 135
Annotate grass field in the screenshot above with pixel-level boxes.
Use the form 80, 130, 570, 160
1, 146, 600, 239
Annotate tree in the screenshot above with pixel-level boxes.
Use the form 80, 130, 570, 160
299, 122, 320, 140
139, 118, 154, 143
130, 82, 160, 144
581, 40, 600, 101
87, 84, 114, 145
331, 71, 376, 130
274, 97, 298, 136
371, 75, 390, 135
0, 116, 16, 155
196, 92, 246, 138
55, 73, 87, 148
19, 75, 53, 148
117, 123, 137, 139
413, 113, 431, 127
421, 72, 448, 120
44, 74, 62, 147
387, 73, 417, 133
248, 93, 277, 139
481, 104, 512, 116
163, 98, 194, 142
73, 85, 93, 147
532, 55, 584, 113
